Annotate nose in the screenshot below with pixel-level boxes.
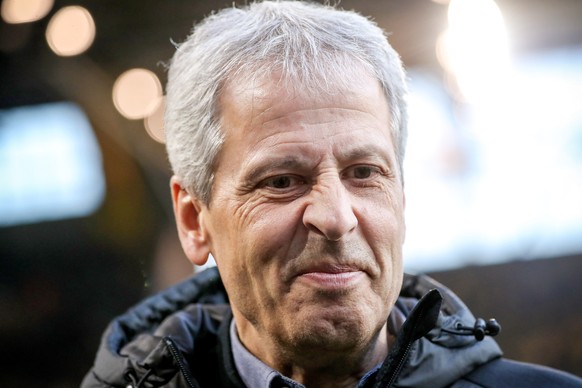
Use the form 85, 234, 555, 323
303, 178, 358, 241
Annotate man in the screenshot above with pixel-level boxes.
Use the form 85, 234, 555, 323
83, 1, 582, 387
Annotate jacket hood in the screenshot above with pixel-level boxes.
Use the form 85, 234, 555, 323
82, 268, 229, 387
82, 268, 502, 387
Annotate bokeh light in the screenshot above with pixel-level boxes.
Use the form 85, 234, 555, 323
1, 0, 53, 24
144, 96, 166, 143
437, 0, 511, 102
113, 68, 162, 120
45, 5, 95, 56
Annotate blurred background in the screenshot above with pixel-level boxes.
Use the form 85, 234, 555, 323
0, 0, 581, 385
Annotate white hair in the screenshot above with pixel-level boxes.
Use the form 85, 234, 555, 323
165, 0, 408, 204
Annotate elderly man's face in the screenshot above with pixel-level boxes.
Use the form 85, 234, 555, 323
177, 72, 405, 364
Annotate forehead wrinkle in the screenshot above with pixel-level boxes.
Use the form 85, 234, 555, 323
258, 106, 382, 130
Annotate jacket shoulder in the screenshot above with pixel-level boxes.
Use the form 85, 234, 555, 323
81, 268, 230, 387
455, 358, 582, 387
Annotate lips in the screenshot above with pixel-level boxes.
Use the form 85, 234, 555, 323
294, 264, 367, 291
283, 238, 376, 290
296, 263, 362, 276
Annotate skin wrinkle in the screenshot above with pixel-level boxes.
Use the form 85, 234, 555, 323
237, 129, 394, 196
239, 155, 314, 193
303, 166, 357, 240
258, 106, 382, 128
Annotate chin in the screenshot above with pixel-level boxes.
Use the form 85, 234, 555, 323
289, 306, 379, 353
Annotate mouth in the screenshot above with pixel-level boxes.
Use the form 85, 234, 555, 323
294, 264, 367, 291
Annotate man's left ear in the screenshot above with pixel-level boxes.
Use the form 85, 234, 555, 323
170, 176, 211, 266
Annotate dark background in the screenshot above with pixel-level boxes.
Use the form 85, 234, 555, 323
1, 0, 581, 386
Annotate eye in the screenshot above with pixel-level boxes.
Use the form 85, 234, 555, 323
352, 166, 373, 179
261, 175, 305, 190
344, 165, 378, 180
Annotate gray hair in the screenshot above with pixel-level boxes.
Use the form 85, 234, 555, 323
165, 0, 408, 205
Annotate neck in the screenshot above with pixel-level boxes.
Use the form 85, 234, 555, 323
235, 315, 390, 387
281, 325, 389, 388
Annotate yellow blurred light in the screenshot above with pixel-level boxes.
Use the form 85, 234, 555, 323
438, 0, 511, 102
144, 96, 166, 143
1, 0, 53, 24
46, 6, 95, 56
113, 68, 163, 120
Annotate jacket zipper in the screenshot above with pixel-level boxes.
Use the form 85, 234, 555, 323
376, 289, 443, 387
164, 337, 198, 388
385, 342, 413, 387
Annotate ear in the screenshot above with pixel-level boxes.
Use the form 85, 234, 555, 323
170, 176, 211, 266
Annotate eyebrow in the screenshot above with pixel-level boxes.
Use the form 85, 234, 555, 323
243, 156, 309, 183
335, 144, 394, 167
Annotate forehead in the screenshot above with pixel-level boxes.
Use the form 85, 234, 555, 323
219, 71, 391, 138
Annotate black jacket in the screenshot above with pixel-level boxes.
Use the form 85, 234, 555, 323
82, 267, 582, 387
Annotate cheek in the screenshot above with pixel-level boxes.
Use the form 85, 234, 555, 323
357, 193, 405, 288
244, 201, 304, 246
359, 194, 405, 242
211, 200, 305, 285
